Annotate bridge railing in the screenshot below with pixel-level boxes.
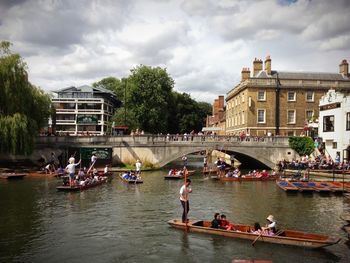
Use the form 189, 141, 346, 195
36, 135, 290, 146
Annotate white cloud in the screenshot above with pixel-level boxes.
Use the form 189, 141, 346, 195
0, 0, 349, 103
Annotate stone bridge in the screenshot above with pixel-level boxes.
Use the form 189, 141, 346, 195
33, 135, 297, 169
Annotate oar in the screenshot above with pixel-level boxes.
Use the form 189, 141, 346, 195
252, 232, 263, 246
184, 166, 188, 231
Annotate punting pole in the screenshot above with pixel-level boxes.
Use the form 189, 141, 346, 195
184, 165, 188, 231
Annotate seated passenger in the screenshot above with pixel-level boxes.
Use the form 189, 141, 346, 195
262, 214, 277, 235
220, 214, 235, 230
251, 222, 263, 234
211, 213, 221, 229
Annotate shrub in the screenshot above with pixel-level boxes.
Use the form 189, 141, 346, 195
288, 136, 314, 157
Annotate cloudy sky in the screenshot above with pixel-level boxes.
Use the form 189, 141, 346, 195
1, 0, 350, 103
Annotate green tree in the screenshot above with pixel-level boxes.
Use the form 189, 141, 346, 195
92, 76, 124, 99
288, 136, 315, 156
0, 41, 51, 155
128, 65, 174, 133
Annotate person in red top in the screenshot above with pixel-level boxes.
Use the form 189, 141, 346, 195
220, 214, 235, 231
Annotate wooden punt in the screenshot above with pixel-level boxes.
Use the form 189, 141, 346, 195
276, 180, 299, 192
168, 219, 340, 249
291, 182, 314, 192
306, 182, 332, 193
218, 175, 278, 182
0, 173, 27, 179
119, 174, 143, 184
56, 177, 108, 191
325, 182, 350, 191
318, 182, 345, 193
164, 170, 196, 180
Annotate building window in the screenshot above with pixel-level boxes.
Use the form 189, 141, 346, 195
287, 110, 296, 124
242, 93, 245, 102
287, 91, 296, 101
287, 131, 295, 136
323, 115, 334, 132
332, 142, 337, 149
347, 112, 350, 130
257, 91, 266, 101
242, 111, 245, 124
257, 109, 266, 124
306, 91, 314, 102
306, 110, 313, 121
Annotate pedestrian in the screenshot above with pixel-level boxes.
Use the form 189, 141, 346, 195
135, 159, 142, 177
65, 158, 81, 187
179, 179, 192, 223
91, 153, 97, 167
203, 155, 208, 172
182, 155, 188, 167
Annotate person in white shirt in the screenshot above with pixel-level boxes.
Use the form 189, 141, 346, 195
179, 179, 192, 223
65, 158, 81, 187
91, 154, 97, 166
135, 160, 142, 176
263, 215, 277, 235
104, 165, 109, 175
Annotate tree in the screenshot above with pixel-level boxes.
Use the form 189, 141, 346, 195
92, 76, 124, 99
128, 65, 174, 133
288, 136, 315, 156
0, 41, 51, 155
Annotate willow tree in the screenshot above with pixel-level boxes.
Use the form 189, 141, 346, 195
0, 41, 51, 155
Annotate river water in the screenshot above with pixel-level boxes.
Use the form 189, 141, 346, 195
1, 160, 350, 263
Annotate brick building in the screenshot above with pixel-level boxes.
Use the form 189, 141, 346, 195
205, 95, 226, 135
226, 56, 350, 136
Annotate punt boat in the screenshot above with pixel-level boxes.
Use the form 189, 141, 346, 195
168, 219, 340, 249
0, 173, 27, 179
56, 177, 108, 191
306, 182, 332, 193
276, 180, 299, 191
290, 182, 314, 192
164, 170, 196, 180
218, 175, 278, 182
119, 174, 143, 184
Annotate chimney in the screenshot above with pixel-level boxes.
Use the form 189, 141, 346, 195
264, 55, 271, 75
339, 59, 349, 76
241, 67, 250, 81
218, 96, 224, 109
253, 58, 263, 76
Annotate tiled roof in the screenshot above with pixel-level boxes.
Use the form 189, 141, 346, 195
54, 85, 115, 95
254, 70, 349, 81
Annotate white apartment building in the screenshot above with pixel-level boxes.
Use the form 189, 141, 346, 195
319, 89, 350, 161
52, 85, 119, 135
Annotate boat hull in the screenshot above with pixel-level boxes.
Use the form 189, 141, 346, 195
56, 178, 108, 191
119, 175, 143, 184
168, 219, 340, 249
219, 176, 277, 182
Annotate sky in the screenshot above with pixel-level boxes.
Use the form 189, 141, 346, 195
1, 0, 350, 103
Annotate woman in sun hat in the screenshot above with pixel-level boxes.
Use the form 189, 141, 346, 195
263, 214, 277, 235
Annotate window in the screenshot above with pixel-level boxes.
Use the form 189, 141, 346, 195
257, 91, 266, 101
306, 91, 314, 102
287, 131, 295, 136
347, 112, 350, 130
332, 142, 337, 149
287, 91, 296, 101
257, 109, 266, 123
242, 111, 245, 124
287, 110, 296, 124
306, 110, 313, 121
323, 115, 334, 132
242, 93, 245, 102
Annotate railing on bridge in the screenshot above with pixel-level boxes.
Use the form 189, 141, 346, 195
36, 135, 290, 146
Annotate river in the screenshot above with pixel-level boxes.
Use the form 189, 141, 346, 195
1, 159, 350, 263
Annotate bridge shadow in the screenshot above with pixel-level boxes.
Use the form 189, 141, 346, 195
121, 141, 141, 162
223, 150, 270, 169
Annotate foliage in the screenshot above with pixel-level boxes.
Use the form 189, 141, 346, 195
288, 136, 315, 156
128, 65, 174, 133
0, 41, 51, 155
93, 65, 212, 134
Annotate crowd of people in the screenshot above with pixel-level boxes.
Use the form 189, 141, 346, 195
210, 213, 278, 236
277, 152, 347, 171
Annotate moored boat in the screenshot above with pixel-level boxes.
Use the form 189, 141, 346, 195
290, 182, 314, 192
119, 174, 143, 184
218, 175, 277, 182
56, 177, 108, 191
276, 180, 299, 192
0, 172, 27, 179
164, 169, 196, 179
168, 219, 340, 248
306, 182, 332, 193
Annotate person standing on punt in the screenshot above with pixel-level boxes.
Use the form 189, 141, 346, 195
135, 159, 142, 178
180, 178, 192, 223
66, 158, 81, 187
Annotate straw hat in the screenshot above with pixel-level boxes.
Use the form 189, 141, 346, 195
266, 215, 274, 222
